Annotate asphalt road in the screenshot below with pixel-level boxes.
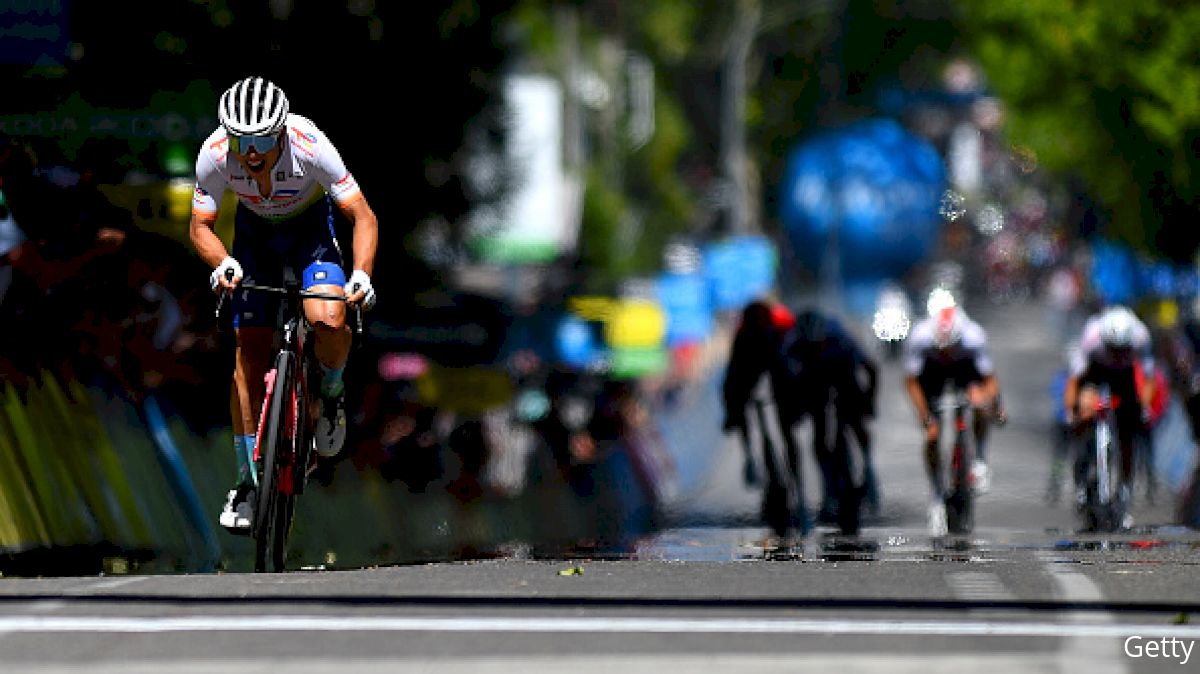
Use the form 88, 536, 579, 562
2, 298, 1199, 673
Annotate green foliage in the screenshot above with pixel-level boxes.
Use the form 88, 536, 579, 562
579, 167, 629, 291
958, 0, 1200, 257
629, 1, 698, 65
505, 1, 704, 290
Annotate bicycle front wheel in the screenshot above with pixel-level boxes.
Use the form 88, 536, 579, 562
254, 350, 298, 572
945, 436, 974, 535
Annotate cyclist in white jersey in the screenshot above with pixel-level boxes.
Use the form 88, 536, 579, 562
188, 76, 380, 533
903, 289, 1004, 536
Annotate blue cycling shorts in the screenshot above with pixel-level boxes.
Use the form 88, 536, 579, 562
230, 196, 347, 328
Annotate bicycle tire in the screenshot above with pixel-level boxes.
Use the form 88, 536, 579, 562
753, 400, 793, 539
254, 350, 296, 572
945, 432, 974, 535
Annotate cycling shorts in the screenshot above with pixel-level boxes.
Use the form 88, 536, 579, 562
230, 196, 347, 328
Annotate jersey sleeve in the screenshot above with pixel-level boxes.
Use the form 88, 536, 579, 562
1070, 319, 1102, 377
961, 321, 995, 376
191, 145, 225, 217
305, 129, 363, 206
902, 320, 930, 376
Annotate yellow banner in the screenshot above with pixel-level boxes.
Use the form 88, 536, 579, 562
99, 180, 235, 249
415, 364, 514, 415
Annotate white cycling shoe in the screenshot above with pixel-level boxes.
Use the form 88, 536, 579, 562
970, 460, 991, 495
315, 393, 347, 458
219, 487, 254, 534
927, 499, 948, 537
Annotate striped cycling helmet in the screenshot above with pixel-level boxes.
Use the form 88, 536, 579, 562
218, 76, 289, 136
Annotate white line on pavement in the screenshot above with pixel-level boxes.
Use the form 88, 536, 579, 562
0, 615, 1196, 638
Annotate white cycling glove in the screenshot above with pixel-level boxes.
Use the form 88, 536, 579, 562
346, 269, 376, 310
210, 256, 243, 291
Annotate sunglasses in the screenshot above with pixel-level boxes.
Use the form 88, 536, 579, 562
230, 133, 279, 155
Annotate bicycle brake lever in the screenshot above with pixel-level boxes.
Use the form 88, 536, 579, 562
214, 267, 236, 318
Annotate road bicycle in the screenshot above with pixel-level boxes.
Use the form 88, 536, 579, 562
217, 272, 361, 572
934, 391, 976, 536
1076, 384, 1126, 533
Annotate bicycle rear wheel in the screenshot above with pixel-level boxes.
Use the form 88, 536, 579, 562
254, 351, 298, 572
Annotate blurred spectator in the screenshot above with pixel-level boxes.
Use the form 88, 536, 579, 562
0, 137, 133, 386
1044, 264, 1083, 343
446, 418, 489, 504
530, 368, 598, 498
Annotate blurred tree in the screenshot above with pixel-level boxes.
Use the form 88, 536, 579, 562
958, 0, 1200, 262
507, 0, 703, 291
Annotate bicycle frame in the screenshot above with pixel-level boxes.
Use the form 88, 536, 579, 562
934, 391, 974, 535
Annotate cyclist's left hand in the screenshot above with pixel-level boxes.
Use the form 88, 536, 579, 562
345, 270, 377, 310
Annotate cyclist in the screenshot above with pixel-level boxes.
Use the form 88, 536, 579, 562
188, 76, 380, 533
903, 289, 1004, 536
780, 308, 880, 522
722, 298, 798, 487
1062, 304, 1156, 525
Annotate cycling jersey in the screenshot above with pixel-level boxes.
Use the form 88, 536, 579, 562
903, 313, 994, 392
192, 114, 363, 221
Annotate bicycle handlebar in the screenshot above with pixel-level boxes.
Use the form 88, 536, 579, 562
215, 268, 363, 335
931, 392, 1008, 426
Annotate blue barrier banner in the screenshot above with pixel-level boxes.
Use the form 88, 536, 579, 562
703, 235, 777, 311
657, 272, 714, 346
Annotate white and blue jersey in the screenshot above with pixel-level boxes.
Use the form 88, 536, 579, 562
191, 114, 358, 327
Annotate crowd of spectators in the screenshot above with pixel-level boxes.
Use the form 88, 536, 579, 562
0, 136, 229, 434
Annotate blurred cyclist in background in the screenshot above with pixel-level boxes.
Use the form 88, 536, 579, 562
1062, 304, 1156, 525
722, 298, 797, 488
189, 76, 379, 533
903, 288, 1005, 536
780, 308, 880, 522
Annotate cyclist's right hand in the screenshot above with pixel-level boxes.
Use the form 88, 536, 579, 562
210, 256, 243, 293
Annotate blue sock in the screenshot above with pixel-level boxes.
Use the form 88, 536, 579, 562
320, 364, 345, 398
236, 434, 258, 487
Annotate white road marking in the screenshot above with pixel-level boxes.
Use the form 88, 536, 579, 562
0, 614, 1195, 638
1040, 551, 1127, 674
947, 571, 1015, 600
85, 577, 151, 591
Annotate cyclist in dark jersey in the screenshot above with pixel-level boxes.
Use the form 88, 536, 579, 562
722, 299, 798, 488
1062, 304, 1156, 525
779, 309, 880, 522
